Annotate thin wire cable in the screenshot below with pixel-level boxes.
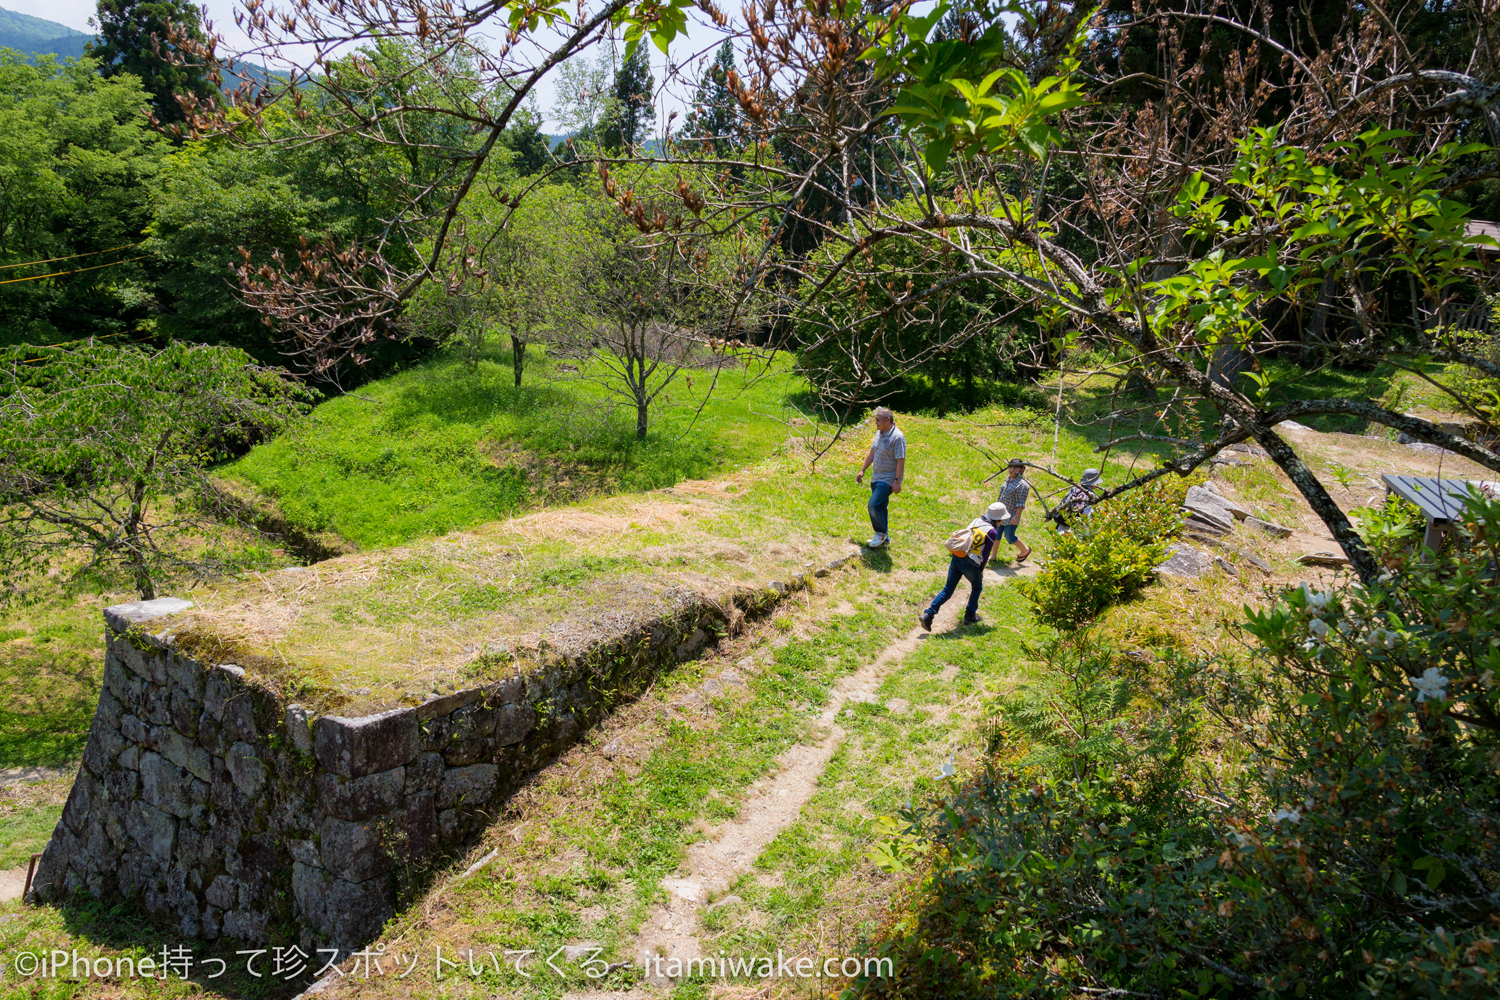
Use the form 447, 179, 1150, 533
0, 242, 145, 270
0, 255, 153, 286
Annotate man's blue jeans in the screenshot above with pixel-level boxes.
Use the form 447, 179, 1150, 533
868, 480, 894, 535
926, 556, 983, 618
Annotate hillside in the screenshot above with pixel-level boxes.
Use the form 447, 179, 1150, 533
0, 6, 89, 58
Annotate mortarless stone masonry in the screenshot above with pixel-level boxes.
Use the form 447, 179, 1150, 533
28, 556, 858, 953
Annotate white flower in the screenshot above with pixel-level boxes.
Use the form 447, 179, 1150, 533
1270, 809, 1302, 824
1301, 585, 1333, 617
937, 752, 956, 780
1308, 619, 1330, 640
1411, 667, 1450, 703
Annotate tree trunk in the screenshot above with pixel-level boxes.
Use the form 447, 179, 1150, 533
636, 401, 649, 440
125, 477, 154, 599
1251, 424, 1380, 584
511, 334, 527, 387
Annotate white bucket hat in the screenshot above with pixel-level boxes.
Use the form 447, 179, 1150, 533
984, 502, 1011, 523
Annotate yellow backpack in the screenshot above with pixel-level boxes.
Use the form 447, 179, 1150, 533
944, 523, 990, 558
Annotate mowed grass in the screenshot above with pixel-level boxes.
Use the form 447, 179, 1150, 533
222, 345, 806, 549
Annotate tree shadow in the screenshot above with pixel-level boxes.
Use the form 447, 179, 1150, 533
39, 892, 314, 998
0, 643, 98, 770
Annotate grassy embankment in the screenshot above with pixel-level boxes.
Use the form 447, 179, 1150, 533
2, 345, 1486, 998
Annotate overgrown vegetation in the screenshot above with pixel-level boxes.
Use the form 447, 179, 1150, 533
1017, 479, 1187, 630
868, 489, 1500, 998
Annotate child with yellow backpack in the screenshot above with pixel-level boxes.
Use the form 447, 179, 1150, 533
919, 502, 1010, 631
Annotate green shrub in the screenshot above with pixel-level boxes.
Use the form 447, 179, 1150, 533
1017, 481, 1183, 630
863, 488, 1500, 999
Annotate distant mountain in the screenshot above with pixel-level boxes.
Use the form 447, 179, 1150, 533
0, 6, 287, 90
0, 6, 91, 59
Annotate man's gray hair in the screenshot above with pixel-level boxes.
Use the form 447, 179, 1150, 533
873, 406, 895, 421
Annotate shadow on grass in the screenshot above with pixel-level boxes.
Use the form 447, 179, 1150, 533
38, 893, 313, 999
0, 643, 98, 770
855, 543, 894, 574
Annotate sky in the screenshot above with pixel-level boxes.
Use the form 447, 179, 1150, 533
5, 0, 731, 132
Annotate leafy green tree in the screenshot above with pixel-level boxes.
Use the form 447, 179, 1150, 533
500, 102, 552, 176
0, 53, 166, 345
88, 0, 216, 133
0, 342, 308, 600
680, 40, 737, 155
149, 40, 483, 373
601, 44, 655, 151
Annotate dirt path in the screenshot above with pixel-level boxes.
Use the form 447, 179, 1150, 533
618, 561, 1039, 989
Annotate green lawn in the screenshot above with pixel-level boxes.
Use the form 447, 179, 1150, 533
221, 345, 808, 549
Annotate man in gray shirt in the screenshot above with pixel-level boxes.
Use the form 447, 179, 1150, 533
855, 406, 906, 548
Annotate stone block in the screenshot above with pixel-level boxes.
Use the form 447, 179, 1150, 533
404, 752, 444, 795
320, 815, 392, 883
1186, 484, 1250, 522
95, 689, 124, 730
105, 763, 140, 803
61, 770, 98, 836
222, 695, 260, 744
1237, 549, 1273, 574
104, 597, 195, 634
167, 652, 206, 701
118, 742, 141, 771
492, 675, 524, 704
316, 767, 405, 822
1245, 516, 1294, 539
549, 712, 579, 746
103, 654, 132, 705
402, 791, 437, 857
206, 875, 240, 910
292, 861, 330, 931
326, 877, 393, 952
289, 839, 320, 866
142, 683, 173, 726
420, 714, 451, 753
1296, 550, 1351, 568
286, 704, 313, 753
1183, 508, 1233, 536
222, 910, 269, 943
438, 808, 461, 842
195, 713, 226, 756
202, 905, 221, 939
314, 707, 419, 779
170, 692, 202, 739
1158, 543, 1213, 579
452, 703, 497, 741
83, 724, 124, 778
176, 826, 203, 869
226, 743, 267, 800
438, 763, 498, 810
416, 687, 483, 722
121, 713, 149, 746
443, 738, 490, 767
127, 799, 178, 862
202, 667, 239, 722
140, 751, 193, 818
153, 725, 212, 782
494, 703, 534, 747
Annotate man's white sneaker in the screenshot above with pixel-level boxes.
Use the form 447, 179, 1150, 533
867, 533, 889, 548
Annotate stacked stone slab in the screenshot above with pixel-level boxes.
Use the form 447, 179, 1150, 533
28, 565, 846, 953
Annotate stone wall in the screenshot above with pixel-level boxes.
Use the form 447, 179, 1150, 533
28, 562, 851, 952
